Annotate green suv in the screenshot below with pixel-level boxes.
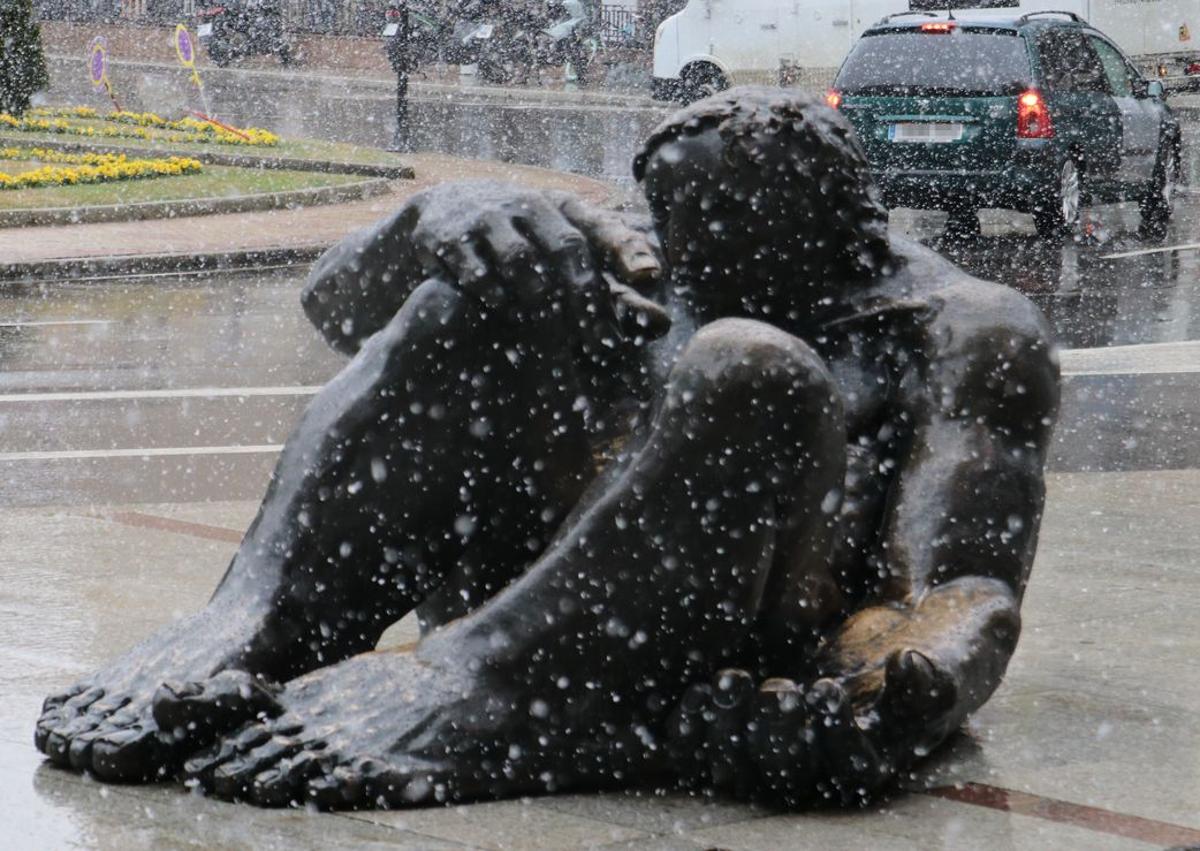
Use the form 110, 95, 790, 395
828, 11, 1182, 240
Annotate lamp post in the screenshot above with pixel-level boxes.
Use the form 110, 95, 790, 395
384, 0, 412, 152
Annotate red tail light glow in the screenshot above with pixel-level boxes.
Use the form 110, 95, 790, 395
1017, 89, 1053, 139
920, 22, 956, 33
825, 89, 842, 109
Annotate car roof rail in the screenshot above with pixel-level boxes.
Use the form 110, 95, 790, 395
1016, 10, 1086, 25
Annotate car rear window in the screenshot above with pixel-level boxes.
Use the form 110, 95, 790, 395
836, 29, 1033, 96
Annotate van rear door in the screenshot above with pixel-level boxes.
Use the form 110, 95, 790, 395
712, 0, 785, 83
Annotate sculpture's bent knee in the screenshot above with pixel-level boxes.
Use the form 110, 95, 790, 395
668, 318, 841, 423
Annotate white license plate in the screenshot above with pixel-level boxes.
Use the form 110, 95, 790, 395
889, 122, 964, 143
382, 22, 399, 36
470, 23, 494, 39
197, 23, 213, 37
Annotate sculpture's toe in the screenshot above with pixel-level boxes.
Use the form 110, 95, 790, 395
37, 687, 108, 765
90, 724, 172, 782
183, 721, 274, 788
41, 683, 86, 714
304, 755, 452, 810
246, 749, 328, 808
152, 670, 282, 750
210, 733, 306, 800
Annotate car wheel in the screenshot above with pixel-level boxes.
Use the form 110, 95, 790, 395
680, 63, 727, 105
1138, 140, 1177, 242
1034, 158, 1081, 240
944, 208, 981, 241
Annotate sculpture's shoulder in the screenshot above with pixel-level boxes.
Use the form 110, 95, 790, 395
885, 238, 1061, 426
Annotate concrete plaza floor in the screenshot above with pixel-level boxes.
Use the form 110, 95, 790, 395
2, 464, 1198, 849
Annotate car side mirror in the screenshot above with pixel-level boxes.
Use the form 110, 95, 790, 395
1145, 79, 1166, 100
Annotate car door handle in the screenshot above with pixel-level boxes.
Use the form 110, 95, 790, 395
761, 23, 777, 30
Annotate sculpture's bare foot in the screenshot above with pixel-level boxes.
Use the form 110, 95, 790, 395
36, 607, 286, 782
182, 650, 540, 809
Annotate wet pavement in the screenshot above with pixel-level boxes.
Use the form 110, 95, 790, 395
7, 61, 1200, 845
1, 254, 1199, 845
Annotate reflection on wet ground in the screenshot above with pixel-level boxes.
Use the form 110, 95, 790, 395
895, 196, 1200, 350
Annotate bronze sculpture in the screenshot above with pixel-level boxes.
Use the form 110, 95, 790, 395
36, 88, 1060, 810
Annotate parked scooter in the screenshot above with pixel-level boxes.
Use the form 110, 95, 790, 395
196, 0, 296, 67
535, 1, 597, 84
473, 1, 597, 85
383, 0, 495, 72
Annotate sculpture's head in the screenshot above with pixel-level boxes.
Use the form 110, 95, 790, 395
634, 87, 892, 320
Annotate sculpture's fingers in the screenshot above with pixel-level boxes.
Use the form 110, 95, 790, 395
749, 679, 816, 806
520, 213, 621, 366
878, 648, 957, 727
438, 237, 502, 308
608, 279, 672, 343
474, 213, 552, 309
556, 195, 663, 288
807, 679, 889, 806
665, 682, 713, 785
705, 669, 755, 796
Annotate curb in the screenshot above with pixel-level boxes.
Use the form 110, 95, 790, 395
0, 243, 330, 283
0, 177, 392, 228
0, 134, 416, 179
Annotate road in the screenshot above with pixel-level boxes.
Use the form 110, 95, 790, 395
0, 194, 1198, 506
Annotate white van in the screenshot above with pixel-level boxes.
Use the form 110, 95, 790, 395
652, 0, 1199, 100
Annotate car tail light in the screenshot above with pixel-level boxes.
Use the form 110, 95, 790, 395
1017, 89, 1053, 139
825, 89, 842, 109
385, 7, 401, 20
1187, 61, 1200, 75
920, 22, 956, 33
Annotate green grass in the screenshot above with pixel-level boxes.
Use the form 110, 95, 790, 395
0, 165, 363, 210
0, 127, 408, 167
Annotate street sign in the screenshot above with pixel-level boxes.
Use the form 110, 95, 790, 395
87, 35, 122, 111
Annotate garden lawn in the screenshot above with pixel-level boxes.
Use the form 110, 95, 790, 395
0, 128, 409, 168
0, 165, 362, 209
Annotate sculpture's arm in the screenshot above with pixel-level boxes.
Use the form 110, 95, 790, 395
821, 299, 1061, 736
667, 298, 1061, 807
300, 181, 662, 356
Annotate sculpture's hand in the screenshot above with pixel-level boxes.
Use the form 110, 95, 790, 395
406, 184, 668, 348
667, 670, 893, 808
303, 181, 668, 357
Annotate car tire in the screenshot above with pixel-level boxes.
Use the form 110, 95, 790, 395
679, 63, 727, 105
1034, 158, 1082, 241
1138, 139, 1178, 242
944, 208, 981, 241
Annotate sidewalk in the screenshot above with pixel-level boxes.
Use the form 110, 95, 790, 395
4, 469, 1199, 849
0, 153, 621, 272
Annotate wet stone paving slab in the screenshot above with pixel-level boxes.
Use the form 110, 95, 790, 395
2, 159, 1200, 844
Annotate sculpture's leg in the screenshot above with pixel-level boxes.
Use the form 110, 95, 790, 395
36, 279, 595, 781
182, 318, 848, 809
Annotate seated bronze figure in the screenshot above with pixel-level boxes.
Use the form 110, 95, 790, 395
35, 87, 1060, 810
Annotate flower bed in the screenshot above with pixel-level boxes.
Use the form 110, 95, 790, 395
0, 106, 279, 147
0, 146, 202, 190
